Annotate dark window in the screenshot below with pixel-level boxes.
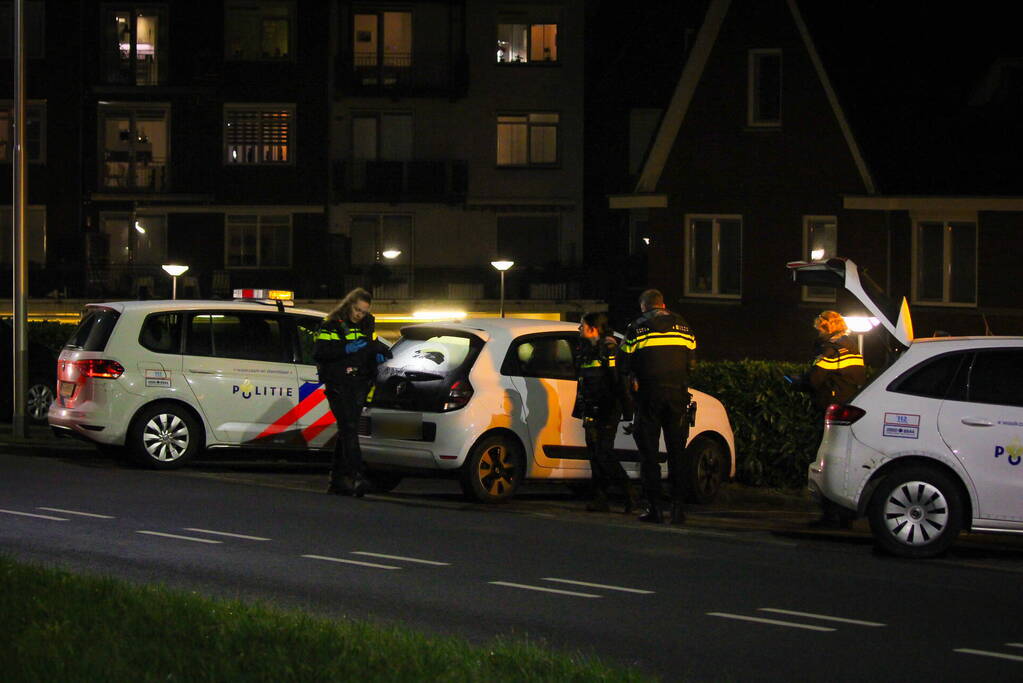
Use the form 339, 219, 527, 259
967, 350, 1023, 407
293, 315, 322, 365
65, 308, 121, 352
503, 335, 575, 380
889, 352, 968, 400
139, 313, 181, 354
225, 1, 293, 61
186, 312, 288, 362
749, 50, 781, 126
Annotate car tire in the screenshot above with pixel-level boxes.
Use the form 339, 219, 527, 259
685, 437, 728, 504
128, 402, 204, 470
459, 434, 524, 504
364, 470, 403, 493
868, 466, 963, 559
26, 378, 55, 424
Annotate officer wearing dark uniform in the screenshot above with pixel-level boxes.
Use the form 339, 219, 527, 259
573, 311, 638, 513
619, 289, 696, 525
314, 287, 388, 496
788, 311, 865, 527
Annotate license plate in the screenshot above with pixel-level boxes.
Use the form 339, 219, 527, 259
59, 381, 75, 398
373, 413, 423, 440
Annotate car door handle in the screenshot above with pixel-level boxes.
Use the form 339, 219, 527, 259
961, 417, 994, 427
187, 369, 218, 375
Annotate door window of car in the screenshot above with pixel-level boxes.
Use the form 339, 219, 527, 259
138, 312, 181, 353
967, 350, 1023, 407
293, 315, 323, 365
888, 352, 969, 400
504, 335, 575, 380
185, 312, 288, 362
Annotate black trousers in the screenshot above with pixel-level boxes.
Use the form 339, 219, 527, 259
583, 417, 628, 494
633, 386, 690, 506
324, 377, 370, 483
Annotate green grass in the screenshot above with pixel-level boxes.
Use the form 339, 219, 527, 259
0, 555, 652, 682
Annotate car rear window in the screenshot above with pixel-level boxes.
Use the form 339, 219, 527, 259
888, 352, 968, 400
65, 307, 121, 352
372, 328, 484, 411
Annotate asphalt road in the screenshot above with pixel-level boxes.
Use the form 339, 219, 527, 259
3, 448, 1023, 681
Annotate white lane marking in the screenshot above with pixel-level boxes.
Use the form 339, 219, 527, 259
351, 551, 449, 566
37, 507, 115, 519
758, 608, 885, 627
542, 577, 654, 595
489, 581, 601, 598
183, 528, 270, 541
707, 612, 836, 632
136, 530, 222, 544
0, 508, 68, 521
954, 648, 1023, 663
302, 554, 399, 570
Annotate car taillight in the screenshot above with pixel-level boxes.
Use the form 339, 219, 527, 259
825, 403, 866, 426
73, 359, 125, 379
443, 378, 473, 411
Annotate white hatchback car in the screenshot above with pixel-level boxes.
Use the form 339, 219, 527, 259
791, 259, 1023, 557
49, 293, 357, 467
360, 318, 736, 503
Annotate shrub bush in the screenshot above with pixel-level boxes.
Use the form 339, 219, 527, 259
28, 321, 78, 355
692, 360, 823, 489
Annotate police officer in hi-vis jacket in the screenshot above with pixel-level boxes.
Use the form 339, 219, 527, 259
619, 289, 697, 525
314, 287, 389, 496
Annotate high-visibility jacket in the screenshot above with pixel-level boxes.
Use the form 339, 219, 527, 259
573, 335, 633, 422
619, 309, 696, 392
808, 335, 866, 409
313, 314, 378, 384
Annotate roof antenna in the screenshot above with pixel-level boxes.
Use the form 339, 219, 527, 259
981, 312, 993, 336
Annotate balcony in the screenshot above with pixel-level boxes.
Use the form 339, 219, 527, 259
334, 159, 467, 203
101, 159, 168, 193
336, 50, 468, 98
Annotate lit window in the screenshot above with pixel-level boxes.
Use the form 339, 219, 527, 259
0, 102, 45, 163
105, 7, 166, 85
99, 104, 170, 192
225, 2, 293, 61
497, 113, 559, 167
685, 215, 742, 298
224, 106, 294, 165
99, 213, 167, 266
748, 49, 781, 127
803, 216, 837, 301
225, 214, 292, 268
913, 220, 977, 305
496, 23, 558, 63
353, 11, 412, 67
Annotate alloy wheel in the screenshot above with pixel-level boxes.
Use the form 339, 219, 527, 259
26, 383, 55, 422
477, 444, 518, 497
142, 413, 190, 462
883, 480, 949, 546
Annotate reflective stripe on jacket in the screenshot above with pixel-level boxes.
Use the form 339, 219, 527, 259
619, 309, 696, 391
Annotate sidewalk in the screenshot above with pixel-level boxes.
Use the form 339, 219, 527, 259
0, 422, 92, 455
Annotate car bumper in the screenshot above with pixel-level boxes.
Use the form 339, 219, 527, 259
807, 424, 858, 511
47, 384, 144, 446
360, 407, 472, 471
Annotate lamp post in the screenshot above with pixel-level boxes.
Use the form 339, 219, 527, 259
162, 264, 189, 300
491, 260, 514, 318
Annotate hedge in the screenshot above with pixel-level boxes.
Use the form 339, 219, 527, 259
692, 360, 823, 489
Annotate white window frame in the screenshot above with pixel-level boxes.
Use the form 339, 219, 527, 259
802, 215, 837, 302
683, 213, 743, 299
223, 103, 295, 166
224, 212, 294, 269
496, 112, 559, 168
224, 1, 295, 62
910, 216, 978, 307
0, 100, 45, 164
747, 48, 782, 128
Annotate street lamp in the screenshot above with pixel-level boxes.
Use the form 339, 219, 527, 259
491, 260, 514, 318
162, 264, 189, 300
381, 249, 401, 259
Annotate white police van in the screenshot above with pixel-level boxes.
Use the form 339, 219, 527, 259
790, 259, 1023, 557
49, 290, 347, 468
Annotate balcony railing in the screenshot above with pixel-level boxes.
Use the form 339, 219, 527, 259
334, 159, 467, 203
337, 50, 468, 97
102, 159, 168, 192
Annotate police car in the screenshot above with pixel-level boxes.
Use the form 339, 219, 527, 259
49, 290, 351, 467
790, 258, 1023, 557
359, 318, 736, 503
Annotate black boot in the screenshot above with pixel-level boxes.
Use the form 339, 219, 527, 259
670, 500, 686, 525
638, 505, 663, 524
586, 489, 610, 512
351, 474, 370, 498
622, 483, 641, 515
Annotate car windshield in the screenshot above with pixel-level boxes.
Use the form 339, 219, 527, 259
65, 307, 121, 351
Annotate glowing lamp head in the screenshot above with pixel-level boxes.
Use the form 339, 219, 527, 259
162, 264, 189, 277
382, 249, 402, 259
491, 260, 514, 272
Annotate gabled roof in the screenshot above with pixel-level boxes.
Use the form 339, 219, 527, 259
635, 0, 875, 197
